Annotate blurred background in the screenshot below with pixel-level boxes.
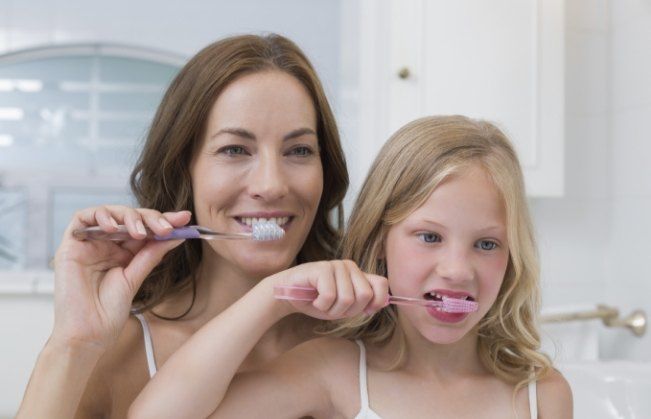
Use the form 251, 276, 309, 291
0, 0, 649, 416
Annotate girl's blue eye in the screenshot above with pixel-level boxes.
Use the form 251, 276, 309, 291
419, 232, 441, 243
289, 146, 313, 156
477, 240, 498, 251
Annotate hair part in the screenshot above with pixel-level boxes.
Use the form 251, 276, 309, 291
326, 115, 551, 391
130, 33, 348, 317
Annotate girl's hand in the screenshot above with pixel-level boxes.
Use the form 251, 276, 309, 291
270, 260, 388, 321
50, 205, 191, 352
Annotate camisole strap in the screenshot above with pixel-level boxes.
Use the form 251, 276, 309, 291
355, 339, 370, 409
528, 379, 538, 418
134, 313, 157, 377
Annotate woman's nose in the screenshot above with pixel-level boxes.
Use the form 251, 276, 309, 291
247, 153, 289, 201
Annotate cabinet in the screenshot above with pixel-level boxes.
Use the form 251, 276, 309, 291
355, 0, 565, 196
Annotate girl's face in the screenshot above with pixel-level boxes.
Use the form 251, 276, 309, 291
384, 164, 509, 344
190, 70, 323, 278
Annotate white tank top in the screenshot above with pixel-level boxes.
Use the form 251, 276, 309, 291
353, 340, 538, 419
134, 317, 538, 418
134, 313, 157, 377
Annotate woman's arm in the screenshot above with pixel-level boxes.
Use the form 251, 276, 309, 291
16, 207, 189, 419
129, 260, 388, 419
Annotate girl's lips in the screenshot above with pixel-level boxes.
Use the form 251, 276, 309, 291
426, 306, 470, 323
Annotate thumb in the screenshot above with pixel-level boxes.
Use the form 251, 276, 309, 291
122, 239, 185, 297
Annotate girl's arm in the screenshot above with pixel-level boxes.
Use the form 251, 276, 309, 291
537, 369, 573, 418
16, 206, 189, 419
129, 260, 388, 419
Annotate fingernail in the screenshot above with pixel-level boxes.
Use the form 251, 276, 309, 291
136, 220, 147, 235
159, 218, 173, 229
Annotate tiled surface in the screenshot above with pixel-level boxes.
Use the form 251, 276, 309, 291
564, 114, 611, 199
611, 107, 651, 197
611, 0, 651, 28
565, 30, 609, 116
531, 198, 610, 287
567, 0, 610, 33
611, 20, 651, 111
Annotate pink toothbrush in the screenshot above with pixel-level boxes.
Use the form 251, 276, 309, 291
273, 285, 478, 313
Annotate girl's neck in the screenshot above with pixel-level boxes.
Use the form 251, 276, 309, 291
382, 320, 486, 380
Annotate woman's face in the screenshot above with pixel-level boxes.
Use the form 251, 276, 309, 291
384, 164, 510, 344
190, 70, 323, 278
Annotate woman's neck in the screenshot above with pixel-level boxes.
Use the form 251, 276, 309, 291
151, 253, 318, 359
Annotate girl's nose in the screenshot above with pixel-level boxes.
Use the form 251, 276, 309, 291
247, 153, 289, 201
435, 246, 475, 283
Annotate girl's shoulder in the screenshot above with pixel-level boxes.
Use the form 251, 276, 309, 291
536, 368, 573, 418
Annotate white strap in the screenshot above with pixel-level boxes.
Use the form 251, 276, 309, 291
528, 379, 538, 418
355, 340, 370, 409
134, 313, 157, 377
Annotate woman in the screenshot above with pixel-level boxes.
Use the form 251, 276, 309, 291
17, 33, 348, 418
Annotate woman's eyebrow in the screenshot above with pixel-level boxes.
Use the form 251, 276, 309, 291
210, 127, 316, 142
283, 127, 317, 140
211, 128, 256, 141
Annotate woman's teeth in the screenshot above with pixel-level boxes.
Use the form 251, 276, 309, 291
239, 217, 289, 227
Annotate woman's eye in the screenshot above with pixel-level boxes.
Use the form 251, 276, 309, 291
418, 232, 441, 243
219, 145, 248, 156
477, 240, 498, 251
289, 146, 313, 157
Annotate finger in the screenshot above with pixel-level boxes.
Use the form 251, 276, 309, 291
162, 210, 192, 227
346, 264, 374, 316
311, 263, 337, 313
327, 261, 355, 317
122, 207, 148, 239
364, 274, 390, 314
122, 239, 185, 297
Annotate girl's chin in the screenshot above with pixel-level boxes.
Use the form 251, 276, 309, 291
420, 326, 475, 345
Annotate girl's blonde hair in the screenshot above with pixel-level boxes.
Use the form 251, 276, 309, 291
328, 115, 551, 391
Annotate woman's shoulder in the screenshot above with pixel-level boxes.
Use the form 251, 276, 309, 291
536, 368, 573, 418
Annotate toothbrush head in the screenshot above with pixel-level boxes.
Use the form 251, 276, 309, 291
441, 296, 479, 313
251, 222, 285, 241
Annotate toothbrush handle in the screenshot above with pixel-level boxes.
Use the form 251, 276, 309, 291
72, 225, 201, 241
273, 286, 438, 307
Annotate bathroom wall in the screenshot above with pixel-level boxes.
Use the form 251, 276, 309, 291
533, 0, 651, 362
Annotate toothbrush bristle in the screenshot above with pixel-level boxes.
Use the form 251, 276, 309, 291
251, 222, 285, 241
441, 296, 479, 313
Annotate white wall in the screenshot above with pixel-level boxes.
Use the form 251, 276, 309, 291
533, 0, 651, 362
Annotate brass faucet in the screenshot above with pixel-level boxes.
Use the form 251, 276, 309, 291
540, 304, 647, 337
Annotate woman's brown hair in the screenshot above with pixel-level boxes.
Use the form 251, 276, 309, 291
130, 34, 348, 317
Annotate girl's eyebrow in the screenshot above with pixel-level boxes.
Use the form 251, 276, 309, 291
420, 218, 505, 234
210, 127, 316, 141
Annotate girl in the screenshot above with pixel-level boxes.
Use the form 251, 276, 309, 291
130, 115, 572, 418
17, 33, 348, 419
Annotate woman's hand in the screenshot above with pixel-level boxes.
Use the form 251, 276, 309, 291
270, 260, 388, 321
50, 205, 191, 352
